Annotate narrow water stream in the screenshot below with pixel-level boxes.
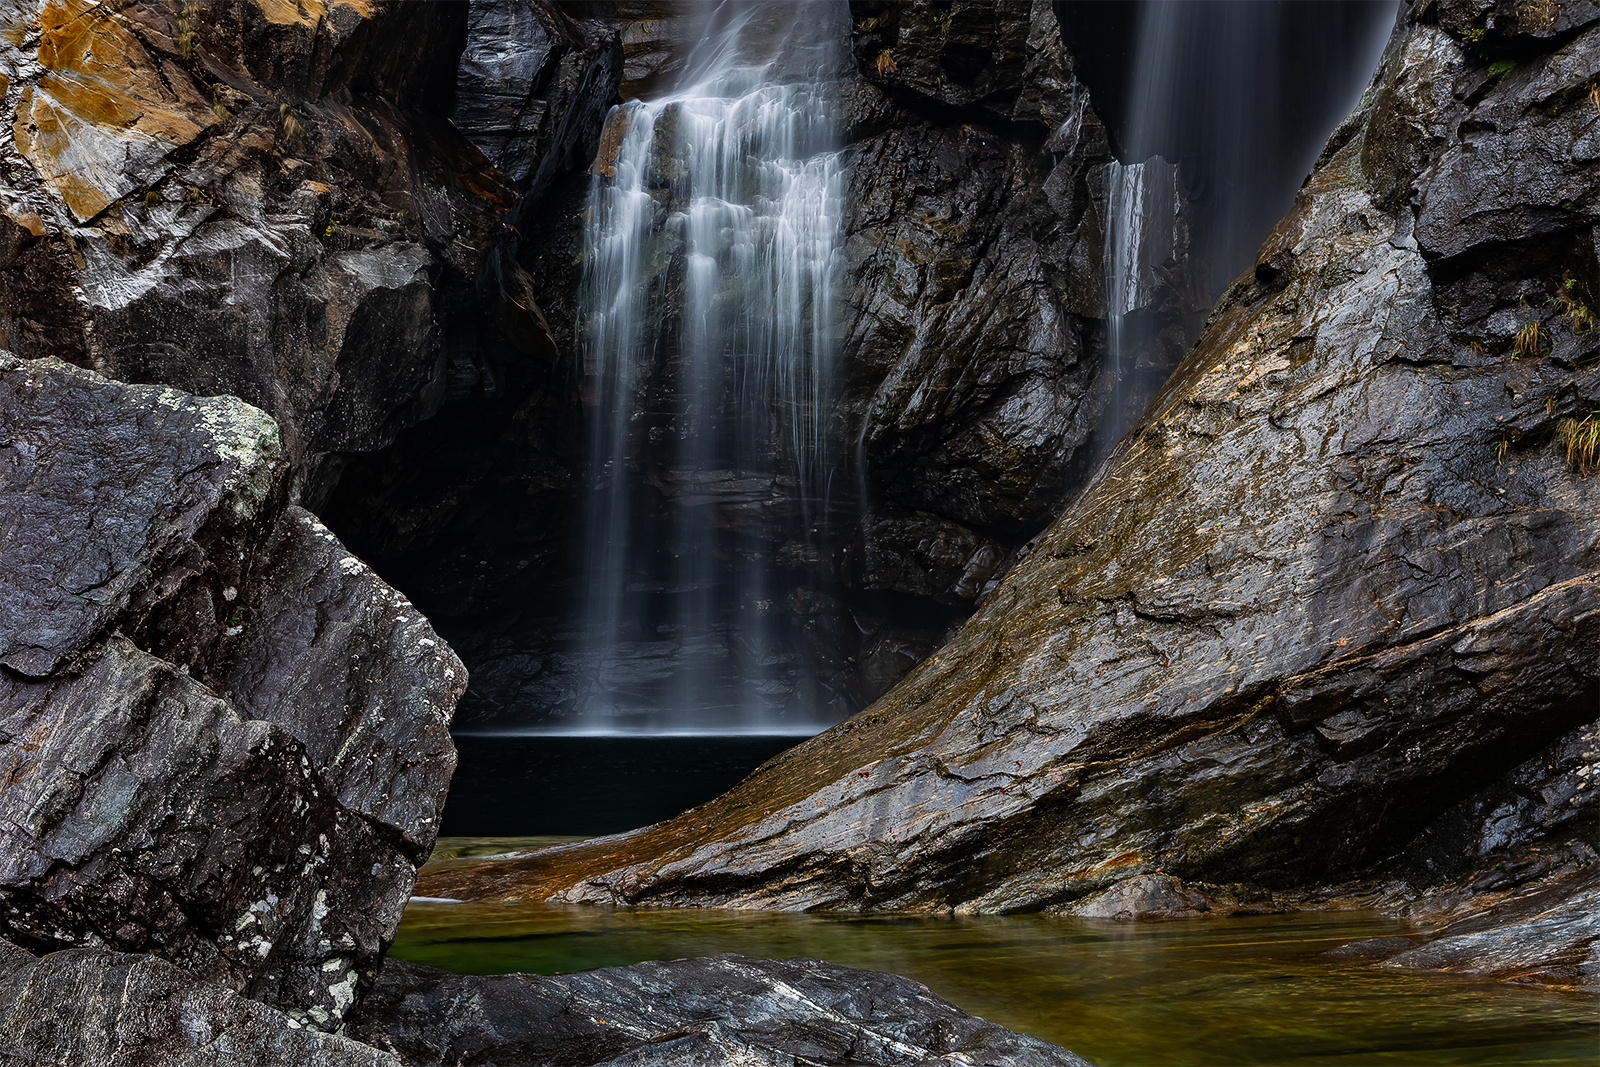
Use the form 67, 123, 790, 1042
393, 897, 1597, 1066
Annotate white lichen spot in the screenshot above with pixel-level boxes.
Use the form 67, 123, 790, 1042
222, 586, 238, 602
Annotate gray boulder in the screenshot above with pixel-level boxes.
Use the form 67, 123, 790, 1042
0, 938, 400, 1066
0, 355, 461, 1028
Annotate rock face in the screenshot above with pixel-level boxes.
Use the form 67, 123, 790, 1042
0, 0, 513, 490
0, 355, 462, 1029
418, 3, 1600, 927
347, 953, 1094, 1067
0, 938, 400, 1066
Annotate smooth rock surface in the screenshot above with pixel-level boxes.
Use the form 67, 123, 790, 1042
0, 355, 461, 1028
1380, 870, 1600, 989
417, 4, 1600, 927
347, 953, 1094, 1067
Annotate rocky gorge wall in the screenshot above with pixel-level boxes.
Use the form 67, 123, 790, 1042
421, 0, 1600, 987
320, 0, 1201, 726
2, 1, 1596, 1060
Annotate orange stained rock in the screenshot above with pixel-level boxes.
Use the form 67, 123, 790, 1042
252, 0, 372, 28
13, 0, 213, 220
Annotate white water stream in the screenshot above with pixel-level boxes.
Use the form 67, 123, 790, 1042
572, 1, 846, 733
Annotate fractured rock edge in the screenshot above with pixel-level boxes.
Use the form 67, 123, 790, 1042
0, 353, 462, 1029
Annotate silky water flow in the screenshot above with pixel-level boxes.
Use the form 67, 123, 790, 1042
572, 2, 847, 735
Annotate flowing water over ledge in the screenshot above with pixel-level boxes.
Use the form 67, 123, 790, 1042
393, 894, 1596, 1066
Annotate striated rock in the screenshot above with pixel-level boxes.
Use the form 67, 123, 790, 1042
0, 355, 461, 1028
347, 953, 1094, 1067
214, 507, 462, 861
0, 0, 512, 487
451, 0, 621, 197
417, 4, 1600, 932
1379, 870, 1600, 989
0, 939, 400, 1066
1060, 873, 1212, 922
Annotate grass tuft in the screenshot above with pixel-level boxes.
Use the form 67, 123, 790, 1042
1555, 412, 1600, 473
1512, 321, 1549, 359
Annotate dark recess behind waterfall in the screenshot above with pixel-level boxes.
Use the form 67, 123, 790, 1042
1059, 0, 1396, 298
322, 1, 1397, 756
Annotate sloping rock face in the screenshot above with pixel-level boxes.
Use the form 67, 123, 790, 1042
0, 0, 512, 490
347, 953, 1094, 1067
418, 3, 1600, 925
0, 354, 462, 1029
0, 938, 400, 1066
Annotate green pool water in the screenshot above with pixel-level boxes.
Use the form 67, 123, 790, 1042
392, 895, 1599, 1066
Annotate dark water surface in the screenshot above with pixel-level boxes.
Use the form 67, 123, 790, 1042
393, 898, 1598, 1066
439, 734, 798, 837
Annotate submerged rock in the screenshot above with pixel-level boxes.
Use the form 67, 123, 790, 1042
347, 952, 1094, 1067
0, 355, 461, 1028
416, 5, 1600, 947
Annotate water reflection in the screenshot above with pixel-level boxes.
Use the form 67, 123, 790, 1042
393, 902, 1596, 1066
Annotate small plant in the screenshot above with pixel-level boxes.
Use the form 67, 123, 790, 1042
876, 48, 897, 75
277, 103, 305, 149
1467, 339, 1487, 355
932, 8, 952, 31
1555, 412, 1600, 473
1590, 80, 1599, 112
1554, 295, 1597, 333
143, 189, 162, 206
855, 16, 878, 31
322, 218, 341, 241
1487, 58, 1515, 81
176, 3, 200, 59
1512, 321, 1549, 359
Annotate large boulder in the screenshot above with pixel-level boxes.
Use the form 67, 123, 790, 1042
0, 354, 462, 1029
416, 4, 1600, 926
347, 952, 1094, 1067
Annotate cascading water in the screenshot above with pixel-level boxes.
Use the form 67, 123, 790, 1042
1079, 0, 1396, 454
1100, 157, 1180, 449
571, 1, 846, 735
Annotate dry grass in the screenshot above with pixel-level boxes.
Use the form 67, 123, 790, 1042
277, 104, 305, 150
1512, 321, 1549, 359
1555, 413, 1600, 473
876, 49, 897, 76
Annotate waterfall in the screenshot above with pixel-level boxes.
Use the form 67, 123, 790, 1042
571, 1, 846, 734
1091, 0, 1393, 456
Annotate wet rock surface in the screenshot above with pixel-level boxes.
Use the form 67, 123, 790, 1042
418, 4, 1600, 945
0, 0, 513, 487
0, 938, 400, 1066
347, 952, 1094, 1067
0, 355, 461, 1028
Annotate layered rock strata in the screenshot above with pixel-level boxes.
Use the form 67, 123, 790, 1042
0, 354, 462, 1028
418, 2, 1600, 952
